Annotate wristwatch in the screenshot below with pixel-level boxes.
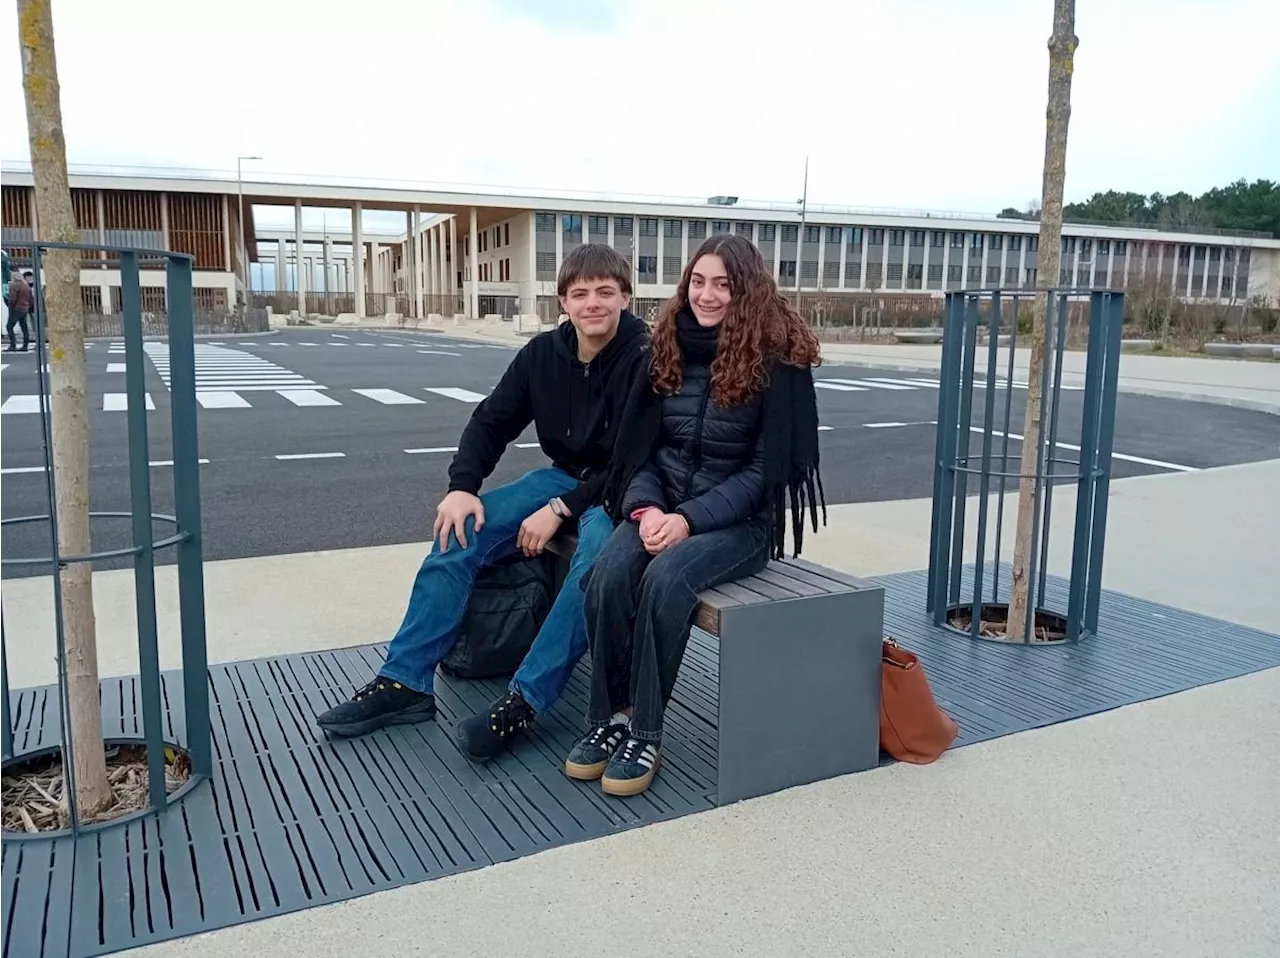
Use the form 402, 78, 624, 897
549, 497, 571, 519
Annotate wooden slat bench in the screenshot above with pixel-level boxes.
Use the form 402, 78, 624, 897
546, 535, 885, 805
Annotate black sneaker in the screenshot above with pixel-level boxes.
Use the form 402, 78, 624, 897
601, 736, 661, 797
315, 676, 436, 737
455, 688, 535, 761
565, 722, 629, 781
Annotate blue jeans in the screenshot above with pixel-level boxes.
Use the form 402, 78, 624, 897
379, 467, 613, 714
584, 517, 770, 741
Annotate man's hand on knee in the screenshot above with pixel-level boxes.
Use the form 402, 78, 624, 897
518, 504, 563, 557
433, 490, 484, 552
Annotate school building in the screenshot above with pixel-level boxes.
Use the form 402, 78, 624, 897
3, 162, 1278, 324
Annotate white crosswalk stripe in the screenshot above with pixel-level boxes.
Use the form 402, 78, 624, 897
103, 392, 155, 411
278, 389, 341, 407
425, 387, 486, 403
352, 388, 423, 405
197, 391, 252, 409
145, 342, 322, 392
815, 381, 868, 392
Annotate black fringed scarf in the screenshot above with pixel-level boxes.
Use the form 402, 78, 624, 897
602, 308, 826, 560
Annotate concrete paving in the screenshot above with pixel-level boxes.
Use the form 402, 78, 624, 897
132, 665, 1280, 958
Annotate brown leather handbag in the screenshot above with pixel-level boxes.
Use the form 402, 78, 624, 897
880, 638, 959, 764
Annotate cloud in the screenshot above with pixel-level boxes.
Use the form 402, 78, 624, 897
1, 0, 1275, 217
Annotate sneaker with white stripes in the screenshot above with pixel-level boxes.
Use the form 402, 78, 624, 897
601, 736, 661, 796
565, 722, 628, 781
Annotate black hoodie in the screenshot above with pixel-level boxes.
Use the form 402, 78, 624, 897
447, 311, 649, 516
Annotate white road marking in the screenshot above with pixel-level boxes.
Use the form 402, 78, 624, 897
331, 333, 350, 339
197, 384, 325, 392
278, 389, 341, 407
1, 395, 42, 414
3, 458, 210, 475
425, 387, 487, 403
865, 420, 937, 429
196, 391, 251, 409
383, 343, 405, 348
405, 446, 460, 454
207, 341, 224, 346
817, 425, 834, 431
297, 342, 320, 346
815, 381, 869, 392
969, 426, 1198, 473
353, 388, 424, 405
268, 342, 289, 346
828, 378, 914, 391
106, 362, 127, 372
0, 364, 8, 371
870, 377, 939, 388
275, 452, 346, 460
356, 343, 378, 347
326, 342, 348, 347
514, 442, 541, 448
103, 392, 156, 411
417, 350, 462, 356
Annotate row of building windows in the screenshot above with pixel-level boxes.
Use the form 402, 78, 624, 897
537, 212, 1157, 258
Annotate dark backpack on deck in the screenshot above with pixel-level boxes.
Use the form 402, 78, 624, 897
439, 552, 558, 680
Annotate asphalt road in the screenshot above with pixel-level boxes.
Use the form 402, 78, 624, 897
3, 328, 1278, 578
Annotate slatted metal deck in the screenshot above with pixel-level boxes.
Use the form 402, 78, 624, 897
3, 569, 1277, 957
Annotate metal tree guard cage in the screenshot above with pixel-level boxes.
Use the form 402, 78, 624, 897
1, 241, 211, 835
926, 288, 1125, 644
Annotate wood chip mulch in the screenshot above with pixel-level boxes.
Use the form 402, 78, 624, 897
2, 745, 191, 833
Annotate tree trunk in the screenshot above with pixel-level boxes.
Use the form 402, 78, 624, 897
1007, 0, 1077, 642
17, 0, 113, 814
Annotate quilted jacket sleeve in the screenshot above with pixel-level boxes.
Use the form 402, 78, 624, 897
621, 460, 668, 517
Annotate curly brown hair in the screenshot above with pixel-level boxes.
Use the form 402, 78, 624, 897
650, 234, 821, 406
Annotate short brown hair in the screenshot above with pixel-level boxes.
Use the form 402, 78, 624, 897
557, 243, 633, 297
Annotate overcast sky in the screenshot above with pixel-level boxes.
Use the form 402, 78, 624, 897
2, 0, 1277, 221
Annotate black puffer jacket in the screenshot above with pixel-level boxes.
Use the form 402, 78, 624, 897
620, 359, 767, 535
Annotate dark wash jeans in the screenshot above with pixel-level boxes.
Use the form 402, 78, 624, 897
584, 517, 770, 742
378, 467, 613, 714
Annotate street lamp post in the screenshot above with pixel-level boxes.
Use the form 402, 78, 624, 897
236, 155, 262, 305
795, 154, 809, 307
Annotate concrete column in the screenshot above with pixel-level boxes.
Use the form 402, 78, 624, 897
449, 216, 458, 299
323, 238, 333, 296
370, 242, 381, 295
980, 234, 989, 288
405, 210, 418, 318
160, 192, 170, 251
352, 202, 365, 316
817, 229, 826, 290
469, 207, 480, 319
919, 235, 928, 292
881, 230, 890, 291
941, 240, 950, 291
435, 224, 445, 296
860, 236, 870, 291
96, 190, 108, 265
294, 200, 305, 313
277, 238, 287, 292
1018, 240, 1027, 288
999, 242, 1007, 289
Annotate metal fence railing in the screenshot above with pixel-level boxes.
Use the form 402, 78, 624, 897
926, 288, 1125, 645
1, 240, 211, 836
